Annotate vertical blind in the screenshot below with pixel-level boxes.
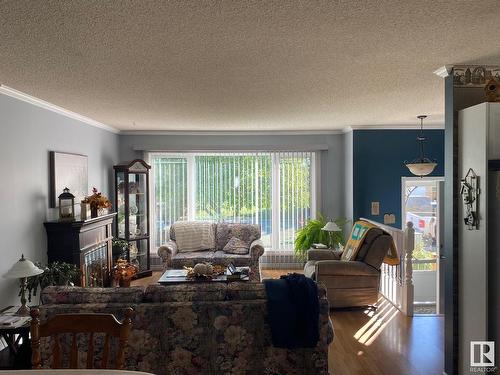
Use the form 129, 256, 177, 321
150, 151, 315, 251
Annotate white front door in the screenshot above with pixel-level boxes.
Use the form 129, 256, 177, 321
402, 177, 444, 315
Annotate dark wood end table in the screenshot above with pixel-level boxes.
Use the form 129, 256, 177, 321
0, 306, 31, 369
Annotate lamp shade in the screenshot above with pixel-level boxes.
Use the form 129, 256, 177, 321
405, 161, 437, 177
322, 221, 342, 232
3, 255, 44, 279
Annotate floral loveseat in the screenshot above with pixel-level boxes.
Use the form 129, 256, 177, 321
38, 283, 333, 374
158, 222, 265, 281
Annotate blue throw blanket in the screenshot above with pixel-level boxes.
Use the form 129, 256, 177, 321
263, 273, 320, 349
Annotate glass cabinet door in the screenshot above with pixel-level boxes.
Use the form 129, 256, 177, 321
116, 172, 126, 238
129, 239, 149, 272
127, 173, 148, 239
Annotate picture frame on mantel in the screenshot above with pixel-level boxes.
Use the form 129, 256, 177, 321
49, 151, 88, 208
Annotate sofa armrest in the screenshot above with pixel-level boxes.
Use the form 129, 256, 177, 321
249, 239, 265, 260
157, 240, 178, 264
315, 260, 379, 276
307, 249, 342, 261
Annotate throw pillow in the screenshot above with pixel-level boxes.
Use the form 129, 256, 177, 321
172, 221, 216, 252
223, 236, 250, 255
216, 223, 260, 250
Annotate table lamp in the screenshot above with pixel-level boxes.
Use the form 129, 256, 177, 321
321, 221, 342, 249
3, 254, 44, 315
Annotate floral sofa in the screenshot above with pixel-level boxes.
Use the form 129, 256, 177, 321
38, 283, 333, 374
157, 222, 265, 281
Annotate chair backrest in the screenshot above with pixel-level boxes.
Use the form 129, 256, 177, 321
353, 227, 385, 261
30, 307, 134, 369
361, 234, 393, 270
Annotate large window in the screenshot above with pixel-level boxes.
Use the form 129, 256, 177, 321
149, 152, 316, 251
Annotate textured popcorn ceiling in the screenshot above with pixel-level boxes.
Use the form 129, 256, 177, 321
1, 1, 500, 131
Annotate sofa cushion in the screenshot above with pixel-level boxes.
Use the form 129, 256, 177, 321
213, 250, 252, 266
171, 221, 216, 252
144, 283, 267, 302
316, 274, 379, 289
215, 223, 260, 250
41, 286, 145, 305
223, 236, 250, 254
170, 250, 215, 268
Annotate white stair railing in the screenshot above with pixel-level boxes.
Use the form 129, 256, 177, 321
360, 218, 415, 316
402, 221, 415, 316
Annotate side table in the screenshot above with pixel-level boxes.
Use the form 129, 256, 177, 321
0, 306, 31, 369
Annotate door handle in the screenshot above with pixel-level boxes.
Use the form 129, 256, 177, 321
439, 255, 446, 260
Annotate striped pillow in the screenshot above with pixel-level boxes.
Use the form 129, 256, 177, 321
171, 221, 216, 252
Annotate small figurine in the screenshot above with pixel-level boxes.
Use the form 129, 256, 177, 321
485, 78, 500, 102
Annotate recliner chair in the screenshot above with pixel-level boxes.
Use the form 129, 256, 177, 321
303, 227, 392, 308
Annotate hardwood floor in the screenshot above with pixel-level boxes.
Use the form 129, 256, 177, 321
329, 299, 444, 375
132, 269, 444, 375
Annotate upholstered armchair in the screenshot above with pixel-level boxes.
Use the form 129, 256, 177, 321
303, 227, 392, 308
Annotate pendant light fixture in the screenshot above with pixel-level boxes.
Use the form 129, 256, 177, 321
404, 115, 437, 177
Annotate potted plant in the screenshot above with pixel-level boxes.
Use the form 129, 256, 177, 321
294, 213, 348, 261
83, 187, 112, 218
112, 238, 130, 260
112, 259, 138, 287
26, 262, 81, 302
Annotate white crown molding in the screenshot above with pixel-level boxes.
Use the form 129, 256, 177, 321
346, 123, 445, 131
134, 144, 330, 152
0, 85, 119, 134
120, 129, 344, 136
434, 65, 453, 78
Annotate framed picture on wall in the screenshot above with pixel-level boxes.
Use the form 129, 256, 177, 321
49, 151, 88, 208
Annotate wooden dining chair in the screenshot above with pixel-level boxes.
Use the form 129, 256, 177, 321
30, 307, 134, 369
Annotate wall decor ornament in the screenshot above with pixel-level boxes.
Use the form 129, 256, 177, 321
49, 151, 88, 208
82, 187, 112, 218
453, 65, 500, 88
460, 168, 480, 230
80, 201, 91, 220
485, 78, 500, 102
58, 187, 75, 221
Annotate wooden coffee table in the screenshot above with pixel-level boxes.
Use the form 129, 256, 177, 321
158, 268, 249, 284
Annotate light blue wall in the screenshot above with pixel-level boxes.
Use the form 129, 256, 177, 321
119, 133, 346, 220
0, 94, 119, 305
352, 129, 445, 228
343, 131, 353, 228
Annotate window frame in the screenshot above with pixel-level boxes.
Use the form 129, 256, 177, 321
147, 151, 319, 252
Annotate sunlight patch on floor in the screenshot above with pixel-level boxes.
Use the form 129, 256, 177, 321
353, 299, 399, 346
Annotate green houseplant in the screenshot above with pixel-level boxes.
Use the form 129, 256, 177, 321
26, 262, 81, 302
294, 213, 348, 261
112, 238, 130, 259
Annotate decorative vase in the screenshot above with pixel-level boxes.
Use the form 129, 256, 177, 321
91, 207, 108, 218
119, 278, 131, 287
80, 202, 91, 220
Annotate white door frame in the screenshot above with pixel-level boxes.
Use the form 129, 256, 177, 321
401, 176, 445, 314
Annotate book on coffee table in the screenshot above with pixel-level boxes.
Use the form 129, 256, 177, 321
163, 269, 188, 278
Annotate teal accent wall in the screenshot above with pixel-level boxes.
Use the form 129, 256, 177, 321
353, 129, 445, 228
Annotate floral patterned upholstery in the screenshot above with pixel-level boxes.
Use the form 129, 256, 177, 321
39, 284, 333, 374
215, 223, 261, 250
158, 223, 265, 281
